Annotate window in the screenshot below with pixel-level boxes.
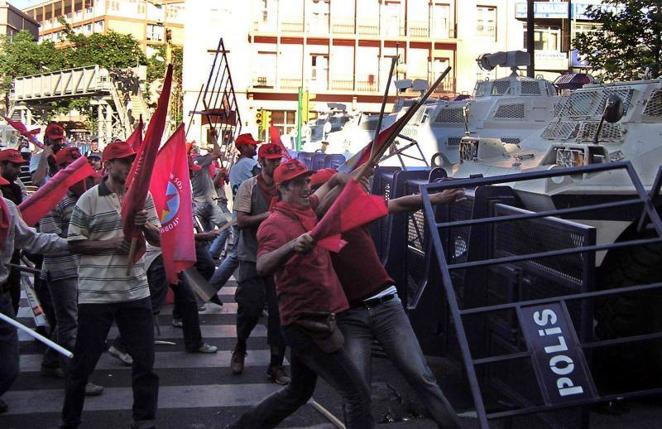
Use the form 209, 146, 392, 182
147, 24, 164, 41
524, 26, 561, 51
271, 110, 297, 136
476, 6, 496, 40
430, 3, 450, 38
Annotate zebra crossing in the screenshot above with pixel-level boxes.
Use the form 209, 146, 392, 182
0, 281, 341, 429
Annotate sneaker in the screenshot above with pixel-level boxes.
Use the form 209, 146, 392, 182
84, 382, 104, 396
197, 303, 207, 312
41, 365, 65, 379
267, 365, 291, 385
171, 318, 183, 328
0, 398, 7, 414
230, 343, 246, 375
108, 345, 133, 366
190, 343, 218, 354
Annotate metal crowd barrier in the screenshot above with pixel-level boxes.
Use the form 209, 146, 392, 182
419, 161, 662, 428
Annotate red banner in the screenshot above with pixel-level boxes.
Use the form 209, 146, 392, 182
122, 64, 173, 263
127, 117, 144, 153
310, 178, 388, 252
3, 116, 44, 149
150, 124, 196, 283
18, 156, 96, 226
269, 126, 292, 160
339, 120, 399, 173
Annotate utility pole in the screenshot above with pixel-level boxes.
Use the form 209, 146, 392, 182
526, 0, 535, 77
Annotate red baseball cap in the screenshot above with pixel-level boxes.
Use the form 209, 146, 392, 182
258, 143, 283, 160
0, 149, 27, 165
274, 159, 313, 186
102, 140, 135, 162
54, 147, 82, 166
310, 168, 336, 189
235, 133, 259, 149
45, 123, 65, 140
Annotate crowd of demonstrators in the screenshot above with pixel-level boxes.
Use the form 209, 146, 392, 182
0, 118, 467, 429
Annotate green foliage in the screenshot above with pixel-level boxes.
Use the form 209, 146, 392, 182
573, 0, 662, 81
62, 29, 147, 70
146, 44, 184, 124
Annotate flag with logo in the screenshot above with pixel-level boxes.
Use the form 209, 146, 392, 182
150, 124, 196, 283
3, 116, 44, 149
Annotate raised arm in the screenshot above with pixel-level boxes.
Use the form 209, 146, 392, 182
256, 233, 314, 277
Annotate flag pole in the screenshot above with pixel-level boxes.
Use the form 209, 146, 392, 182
356, 66, 451, 180
0, 312, 73, 358
126, 237, 138, 275
369, 56, 398, 161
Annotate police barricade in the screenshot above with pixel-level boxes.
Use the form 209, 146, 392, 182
324, 153, 346, 170
312, 152, 326, 170
419, 161, 662, 428
296, 152, 314, 169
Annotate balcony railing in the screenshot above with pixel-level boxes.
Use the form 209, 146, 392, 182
330, 79, 353, 91
356, 80, 377, 92
280, 78, 301, 90
357, 22, 379, 35
252, 76, 276, 88
331, 20, 354, 34
408, 21, 429, 38
281, 20, 304, 33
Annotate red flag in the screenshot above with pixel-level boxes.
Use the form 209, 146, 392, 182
150, 124, 196, 283
310, 179, 388, 252
3, 116, 44, 149
18, 157, 96, 226
269, 126, 292, 160
339, 120, 400, 173
125, 118, 144, 190
122, 64, 173, 263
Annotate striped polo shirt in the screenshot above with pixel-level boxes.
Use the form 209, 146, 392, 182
40, 193, 79, 281
67, 179, 160, 304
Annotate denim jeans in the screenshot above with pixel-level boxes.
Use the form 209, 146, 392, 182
235, 262, 285, 362
0, 290, 19, 398
337, 294, 460, 429
34, 275, 60, 369
194, 200, 230, 231
208, 226, 231, 259
47, 277, 79, 369
148, 255, 203, 351
230, 325, 374, 429
209, 226, 239, 293
61, 297, 158, 429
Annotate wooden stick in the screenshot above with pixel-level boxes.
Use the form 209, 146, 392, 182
355, 66, 452, 180
369, 56, 398, 161
126, 237, 138, 275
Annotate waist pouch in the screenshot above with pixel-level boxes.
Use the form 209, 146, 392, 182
293, 311, 344, 353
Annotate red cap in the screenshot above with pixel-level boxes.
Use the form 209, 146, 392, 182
45, 123, 65, 140
54, 147, 82, 166
0, 149, 27, 165
258, 143, 283, 160
235, 133, 259, 149
102, 140, 135, 162
310, 168, 336, 189
274, 159, 313, 186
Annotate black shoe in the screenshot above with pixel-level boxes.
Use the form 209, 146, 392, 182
210, 294, 223, 306
41, 364, 65, 379
267, 365, 290, 385
0, 398, 8, 414
231, 343, 246, 375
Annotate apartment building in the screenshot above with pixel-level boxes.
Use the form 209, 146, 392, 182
21, 0, 184, 56
0, 1, 39, 39
183, 0, 524, 142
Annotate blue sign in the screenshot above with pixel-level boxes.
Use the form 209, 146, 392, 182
517, 302, 597, 405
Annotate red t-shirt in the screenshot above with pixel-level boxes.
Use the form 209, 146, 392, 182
257, 208, 349, 326
331, 226, 395, 306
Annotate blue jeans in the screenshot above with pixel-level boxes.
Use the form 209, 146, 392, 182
337, 294, 460, 429
194, 200, 229, 231
47, 277, 79, 370
209, 225, 239, 293
61, 297, 158, 428
0, 290, 19, 398
230, 325, 374, 429
208, 226, 231, 259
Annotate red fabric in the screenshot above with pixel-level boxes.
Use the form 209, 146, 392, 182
257, 207, 349, 326
310, 179, 388, 252
53, 147, 81, 166
102, 141, 135, 163
273, 159, 312, 185
256, 174, 278, 201
127, 118, 144, 153
0, 149, 27, 164
269, 126, 292, 160
0, 196, 9, 245
18, 156, 96, 226
45, 122, 65, 140
341, 120, 399, 172
331, 227, 394, 306
310, 168, 336, 189
258, 143, 283, 160
3, 116, 44, 149
150, 124, 197, 284
122, 64, 173, 263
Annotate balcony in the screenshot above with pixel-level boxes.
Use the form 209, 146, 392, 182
408, 21, 429, 38
356, 80, 377, 92
252, 76, 276, 88
281, 20, 304, 33
280, 78, 301, 90
330, 79, 353, 91
357, 21, 379, 36
331, 20, 354, 34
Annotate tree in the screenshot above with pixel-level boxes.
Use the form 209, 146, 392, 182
62, 27, 147, 70
573, 0, 662, 82
0, 31, 65, 112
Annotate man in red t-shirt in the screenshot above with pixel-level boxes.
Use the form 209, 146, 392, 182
227, 159, 374, 429
311, 169, 464, 429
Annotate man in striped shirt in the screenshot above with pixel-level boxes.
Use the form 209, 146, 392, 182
61, 141, 161, 429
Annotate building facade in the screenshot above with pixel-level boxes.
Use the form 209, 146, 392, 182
21, 0, 184, 56
183, 0, 529, 143
0, 0, 39, 39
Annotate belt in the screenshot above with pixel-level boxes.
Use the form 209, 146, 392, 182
363, 293, 396, 309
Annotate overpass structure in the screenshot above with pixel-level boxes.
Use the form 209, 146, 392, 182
9, 65, 150, 144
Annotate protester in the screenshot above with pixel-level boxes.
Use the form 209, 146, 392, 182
39, 147, 104, 397
61, 140, 160, 429
31, 122, 66, 187
230, 143, 288, 384
209, 133, 260, 296
227, 159, 374, 429
208, 165, 231, 260
0, 163, 69, 415
311, 169, 464, 429
191, 131, 230, 232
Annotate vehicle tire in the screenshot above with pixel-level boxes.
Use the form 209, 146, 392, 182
594, 226, 662, 392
